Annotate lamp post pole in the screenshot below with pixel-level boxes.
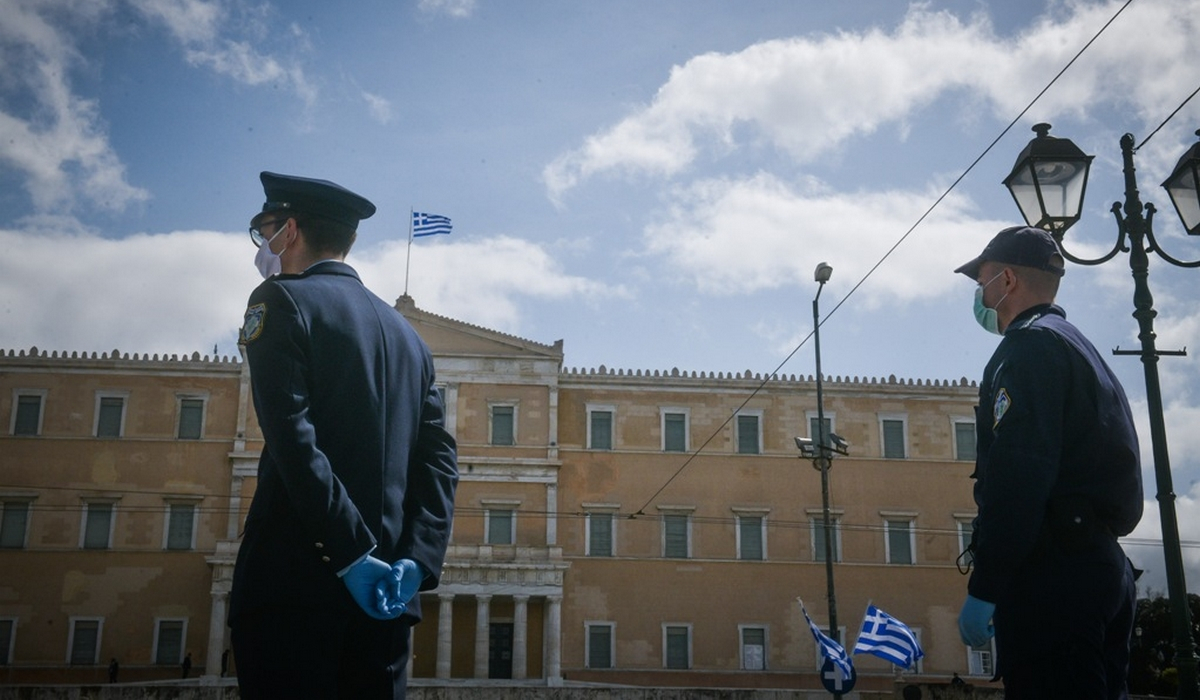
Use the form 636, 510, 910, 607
1004, 124, 1200, 699
813, 266, 838, 664
1109, 133, 1198, 697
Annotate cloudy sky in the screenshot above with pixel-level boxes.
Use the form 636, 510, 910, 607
2, 0, 1200, 594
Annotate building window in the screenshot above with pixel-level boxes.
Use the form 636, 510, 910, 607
662, 410, 688, 452
68, 618, 102, 665
177, 398, 205, 440
736, 413, 761, 454
954, 419, 976, 461
880, 416, 907, 459
586, 622, 614, 669
490, 404, 515, 446
968, 638, 996, 677
0, 618, 14, 665
1, 501, 31, 549
588, 406, 614, 450
165, 503, 196, 551
810, 513, 842, 562
885, 518, 915, 564
586, 510, 615, 557
154, 619, 186, 665
485, 508, 515, 545
662, 513, 690, 559
95, 394, 127, 438
81, 502, 114, 550
740, 625, 767, 670
958, 519, 975, 568
808, 413, 834, 446
735, 512, 767, 561
663, 624, 691, 669
11, 392, 45, 436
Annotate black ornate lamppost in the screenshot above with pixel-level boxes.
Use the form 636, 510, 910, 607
1004, 123, 1200, 699
795, 262, 850, 695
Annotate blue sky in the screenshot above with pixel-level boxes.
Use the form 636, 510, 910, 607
2, 0, 1200, 594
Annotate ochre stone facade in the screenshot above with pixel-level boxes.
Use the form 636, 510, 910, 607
0, 298, 991, 690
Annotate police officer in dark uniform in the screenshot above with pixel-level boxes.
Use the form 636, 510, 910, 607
954, 225, 1142, 698
230, 172, 458, 699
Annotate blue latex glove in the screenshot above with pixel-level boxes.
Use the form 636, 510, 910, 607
392, 559, 427, 613
958, 594, 996, 647
343, 556, 403, 620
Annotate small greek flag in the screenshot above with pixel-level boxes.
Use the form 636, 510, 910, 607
798, 599, 854, 679
412, 212, 452, 237
852, 605, 924, 669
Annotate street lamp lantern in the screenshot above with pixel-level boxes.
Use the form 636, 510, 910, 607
1003, 123, 1094, 234
1162, 129, 1200, 235
1002, 123, 1200, 700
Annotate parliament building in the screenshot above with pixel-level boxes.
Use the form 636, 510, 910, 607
0, 296, 990, 690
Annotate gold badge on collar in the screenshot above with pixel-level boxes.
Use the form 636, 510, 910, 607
993, 388, 1011, 428
241, 303, 266, 343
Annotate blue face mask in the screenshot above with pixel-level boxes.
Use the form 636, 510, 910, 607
973, 271, 1008, 335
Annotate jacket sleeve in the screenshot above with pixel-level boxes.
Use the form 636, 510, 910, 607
968, 330, 1070, 602
398, 374, 459, 589
243, 282, 377, 574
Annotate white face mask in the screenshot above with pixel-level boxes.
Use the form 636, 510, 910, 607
254, 224, 288, 279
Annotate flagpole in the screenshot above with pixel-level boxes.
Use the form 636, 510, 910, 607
404, 208, 414, 296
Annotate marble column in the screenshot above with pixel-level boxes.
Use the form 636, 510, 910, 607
474, 594, 492, 679
204, 590, 228, 678
545, 595, 562, 685
512, 595, 529, 679
436, 594, 454, 679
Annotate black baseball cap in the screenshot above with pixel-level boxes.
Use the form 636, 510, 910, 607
954, 225, 1065, 279
250, 171, 376, 230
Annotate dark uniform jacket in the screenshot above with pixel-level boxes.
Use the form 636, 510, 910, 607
230, 261, 458, 624
968, 304, 1142, 603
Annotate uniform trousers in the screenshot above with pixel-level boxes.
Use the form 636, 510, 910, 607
232, 607, 411, 699
993, 535, 1136, 699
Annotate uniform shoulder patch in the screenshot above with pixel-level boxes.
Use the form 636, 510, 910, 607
241, 303, 266, 344
993, 387, 1011, 428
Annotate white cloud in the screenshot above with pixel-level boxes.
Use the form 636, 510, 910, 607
127, 0, 319, 108
0, 0, 149, 213
353, 236, 627, 332
640, 171, 1007, 303
0, 223, 624, 355
125, 0, 222, 44
544, 0, 1200, 200
0, 225, 258, 356
363, 91, 393, 125
417, 0, 476, 19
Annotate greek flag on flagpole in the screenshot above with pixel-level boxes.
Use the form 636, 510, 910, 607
798, 599, 854, 678
852, 605, 925, 669
412, 212, 452, 237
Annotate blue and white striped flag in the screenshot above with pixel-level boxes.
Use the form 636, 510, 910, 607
412, 212, 452, 237
798, 599, 854, 679
852, 605, 924, 669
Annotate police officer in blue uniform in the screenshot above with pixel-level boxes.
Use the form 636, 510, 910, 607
955, 225, 1142, 698
230, 172, 458, 699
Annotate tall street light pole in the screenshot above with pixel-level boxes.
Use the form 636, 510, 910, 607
1004, 124, 1200, 699
813, 262, 837, 654
796, 262, 850, 696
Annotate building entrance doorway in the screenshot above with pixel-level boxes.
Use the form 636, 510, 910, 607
488, 622, 514, 679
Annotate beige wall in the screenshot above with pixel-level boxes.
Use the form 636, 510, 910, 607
0, 319, 989, 688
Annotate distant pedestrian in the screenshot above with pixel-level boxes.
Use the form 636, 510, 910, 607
221, 648, 230, 676
108, 657, 119, 683
181, 651, 192, 679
